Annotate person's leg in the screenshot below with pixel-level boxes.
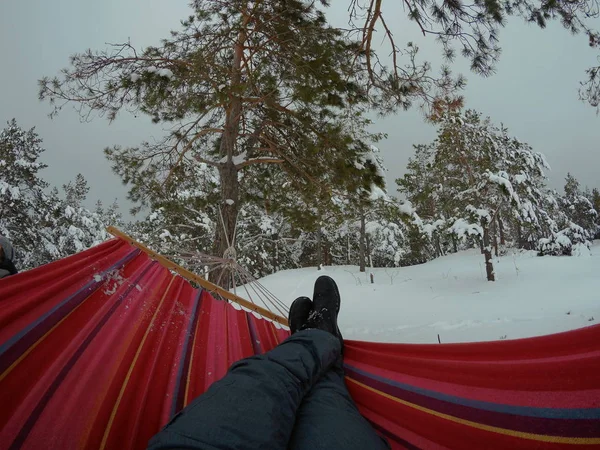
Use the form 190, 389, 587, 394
148, 328, 341, 450
289, 361, 390, 450
288, 276, 388, 449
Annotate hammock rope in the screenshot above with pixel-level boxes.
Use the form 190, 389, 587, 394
106, 226, 288, 326
161, 212, 290, 319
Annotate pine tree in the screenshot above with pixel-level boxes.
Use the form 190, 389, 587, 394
543, 173, 600, 253
40, 0, 384, 287
397, 143, 458, 259
362, 199, 411, 268
43, 174, 113, 260
94, 199, 124, 229
127, 161, 219, 271
397, 110, 552, 280
1, 122, 118, 269
562, 174, 598, 235
0, 120, 53, 269
63, 174, 89, 208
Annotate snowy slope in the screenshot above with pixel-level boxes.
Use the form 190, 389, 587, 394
255, 241, 600, 344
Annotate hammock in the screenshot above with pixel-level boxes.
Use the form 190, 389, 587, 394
1, 237, 599, 450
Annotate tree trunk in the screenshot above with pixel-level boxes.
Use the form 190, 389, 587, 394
452, 235, 458, 253
347, 235, 350, 265
482, 220, 495, 282
366, 232, 372, 268
324, 243, 331, 266
211, 163, 240, 288
493, 234, 499, 258
210, 25, 246, 288
491, 219, 499, 257
516, 223, 529, 249
359, 214, 366, 272
435, 234, 443, 257
497, 213, 505, 245
316, 228, 323, 269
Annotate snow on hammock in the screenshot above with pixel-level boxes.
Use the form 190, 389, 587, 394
1, 237, 599, 449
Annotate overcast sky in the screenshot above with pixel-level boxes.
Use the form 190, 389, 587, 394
1, 1, 598, 219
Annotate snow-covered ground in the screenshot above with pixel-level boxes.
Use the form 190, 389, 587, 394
256, 241, 600, 344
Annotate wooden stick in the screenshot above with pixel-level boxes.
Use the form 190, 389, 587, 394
106, 226, 289, 327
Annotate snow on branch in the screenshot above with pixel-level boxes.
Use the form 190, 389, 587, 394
398, 200, 416, 215
236, 157, 284, 169
486, 171, 521, 207
450, 218, 483, 240
466, 205, 490, 222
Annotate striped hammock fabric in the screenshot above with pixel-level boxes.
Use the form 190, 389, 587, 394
1, 239, 599, 449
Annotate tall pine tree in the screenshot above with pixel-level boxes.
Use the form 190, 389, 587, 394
398, 110, 552, 280
40, 0, 384, 286
0, 120, 53, 268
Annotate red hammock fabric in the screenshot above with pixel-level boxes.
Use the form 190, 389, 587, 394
1, 239, 599, 450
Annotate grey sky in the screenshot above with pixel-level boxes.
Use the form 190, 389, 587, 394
1, 1, 598, 219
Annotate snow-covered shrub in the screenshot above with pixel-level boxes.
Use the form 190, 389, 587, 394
572, 242, 592, 257
538, 223, 588, 256
366, 219, 408, 267
538, 233, 572, 256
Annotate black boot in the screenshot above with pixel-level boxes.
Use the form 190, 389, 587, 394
303, 276, 343, 348
288, 296, 313, 334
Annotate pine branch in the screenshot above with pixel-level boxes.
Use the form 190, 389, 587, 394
236, 158, 284, 170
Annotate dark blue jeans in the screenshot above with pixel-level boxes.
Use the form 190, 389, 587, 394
148, 329, 389, 450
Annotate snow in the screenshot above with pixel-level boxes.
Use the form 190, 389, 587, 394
368, 185, 387, 201
14, 158, 38, 168
0, 181, 20, 199
142, 66, 173, 79
450, 218, 483, 238
256, 241, 600, 343
466, 205, 490, 221
487, 171, 520, 207
398, 201, 415, 215
68, 225, 83, 238
421, 219, 446, 237
64, 206, 75, 219
514, 174, 528, 184
130, 73, 140, 82
148, 208, 163, 221
157, 68, 174, 79
219, 151, 247, 165
225, 199, 235, 206
101, 269, 125, 295
572, 243, 592, 257
363, 147, 386, 179
555, 233, 571, 246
